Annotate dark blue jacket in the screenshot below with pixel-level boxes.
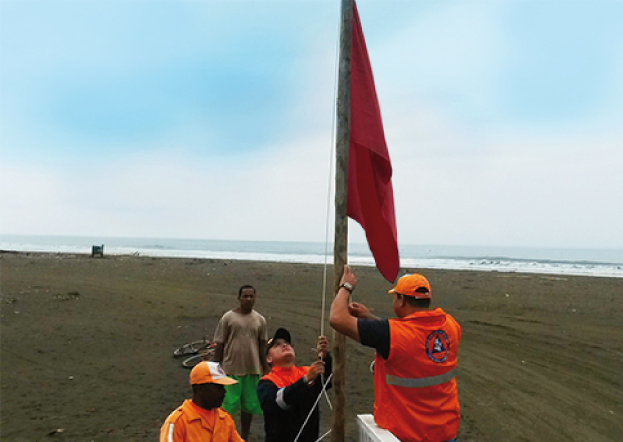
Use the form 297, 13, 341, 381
257, 355, 332, 442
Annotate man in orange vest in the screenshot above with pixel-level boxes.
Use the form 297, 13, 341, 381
330, 265, 460, 442
160, 361, 244, 442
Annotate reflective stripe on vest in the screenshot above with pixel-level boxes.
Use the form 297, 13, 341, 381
276, 387, 291, 410
386, 368, 455, 388
167, 423, 174, 442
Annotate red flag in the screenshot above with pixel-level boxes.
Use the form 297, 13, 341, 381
347, 1, 399, 282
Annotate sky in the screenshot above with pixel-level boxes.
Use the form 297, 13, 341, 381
1, 0, 622, 250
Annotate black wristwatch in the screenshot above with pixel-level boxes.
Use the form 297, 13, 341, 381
339, 282, 354, 293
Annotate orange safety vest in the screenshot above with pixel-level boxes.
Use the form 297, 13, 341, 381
261, 365, 309, 388
373, 308, 461, 442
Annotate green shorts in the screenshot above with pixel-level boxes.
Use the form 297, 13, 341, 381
222, 374, 263, 415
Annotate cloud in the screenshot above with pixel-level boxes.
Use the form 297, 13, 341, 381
1, 0, 622, 250
390, 127, 623, 248
0, 135, 334, 241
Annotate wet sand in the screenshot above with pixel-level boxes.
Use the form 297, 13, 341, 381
1, 252, 622, 441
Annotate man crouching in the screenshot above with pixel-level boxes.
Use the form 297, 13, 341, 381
257, 328, 332, 442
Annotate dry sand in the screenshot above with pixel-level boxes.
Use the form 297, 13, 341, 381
1, 252, 622, 442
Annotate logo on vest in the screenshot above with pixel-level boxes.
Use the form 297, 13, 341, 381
426, 330, 450, 363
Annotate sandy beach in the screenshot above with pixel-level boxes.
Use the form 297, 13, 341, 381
1, 251, 621, 441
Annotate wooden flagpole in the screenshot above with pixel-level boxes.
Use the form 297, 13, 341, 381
332, 1, 353, 441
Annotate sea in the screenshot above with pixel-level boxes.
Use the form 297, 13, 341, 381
1, 234, 622, 279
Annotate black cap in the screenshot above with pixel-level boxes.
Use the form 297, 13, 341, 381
266, 328, 291, 355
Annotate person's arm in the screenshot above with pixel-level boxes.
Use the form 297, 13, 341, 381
316, 335, 329, 359
211, 314, 228, 363
258, 316, 269, 374
329, 265, 360, 341
325, 353, 332, 381
314, 353, 332, 392
304, 360, 325, 384
358, 318, 391, 359
212, 343, 224, 363
226, 415, 244, 442
315, 335, 332, 389
348, 302, 379, 320
229, 429, 244, 442
257, 377, 313, 414
160, 416, 186, 442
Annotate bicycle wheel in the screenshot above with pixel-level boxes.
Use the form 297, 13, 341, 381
173, 340, 208, 357
191, 340, 212, 352
182, 353, 207, 368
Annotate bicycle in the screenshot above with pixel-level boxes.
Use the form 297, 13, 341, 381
173, 338, 216, 368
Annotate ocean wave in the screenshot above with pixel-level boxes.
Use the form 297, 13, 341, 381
1, 235, 622, 278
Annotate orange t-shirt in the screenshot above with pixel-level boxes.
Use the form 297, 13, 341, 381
160, 399, 243, 442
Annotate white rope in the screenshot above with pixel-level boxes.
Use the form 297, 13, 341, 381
320, 0, 342, 338
317, 2, 342, 416
303, 5, 341, 442
292, 373, 334, 442
322, 374, 333, 410
316, 429, 332, 442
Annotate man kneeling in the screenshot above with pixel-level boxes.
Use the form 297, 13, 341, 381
257, 328, 331, 442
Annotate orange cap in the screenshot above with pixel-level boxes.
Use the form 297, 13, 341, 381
190, 361, 238, 386
387, 274, 431, 299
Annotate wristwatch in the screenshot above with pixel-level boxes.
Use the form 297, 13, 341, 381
339, 282, 354, 293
